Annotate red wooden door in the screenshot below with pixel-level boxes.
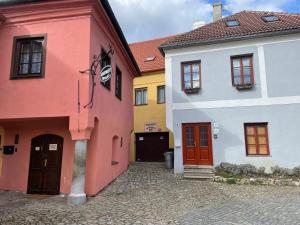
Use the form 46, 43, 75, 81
27, 134, 63, 195
182, 123, 213, 165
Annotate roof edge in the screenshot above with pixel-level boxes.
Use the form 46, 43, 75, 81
159, 28, 300, 54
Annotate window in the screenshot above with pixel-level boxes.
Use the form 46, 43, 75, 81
157, 85, 165, 104
225, 20, 240, 27
101, 49, 111, 90
231, 55, 254, 88
244, 123, 270, 156
182, 61, 201, 93
11, 35, 46, 79
115, 67, 122, 100
262, 15, 279, 22
135, 88, 147, 105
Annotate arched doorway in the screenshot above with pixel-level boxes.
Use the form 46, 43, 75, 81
27, 134, 64, 195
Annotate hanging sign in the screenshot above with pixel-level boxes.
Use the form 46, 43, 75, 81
100, 65, 112, 83
49, 144, 58, 151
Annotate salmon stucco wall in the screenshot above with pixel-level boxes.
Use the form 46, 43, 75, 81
0, 118, 74, 194
0, 127, 4, 175
130, 71, 174, 161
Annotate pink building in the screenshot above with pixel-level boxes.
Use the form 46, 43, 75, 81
0, 0, 139, 204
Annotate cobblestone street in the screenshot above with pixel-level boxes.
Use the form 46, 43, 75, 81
0, 163, 300, 225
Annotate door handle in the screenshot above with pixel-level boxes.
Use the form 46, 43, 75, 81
44, 159, 47, 167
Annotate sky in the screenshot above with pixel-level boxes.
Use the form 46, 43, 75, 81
108, 0, 300, 43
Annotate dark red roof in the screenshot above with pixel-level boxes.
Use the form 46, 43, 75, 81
161, 11, 300, 50
130, 36, 173, 73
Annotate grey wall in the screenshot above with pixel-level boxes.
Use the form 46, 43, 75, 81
265, 39, 300, 97
171, 46, 261, 103
173, 104, 300, 173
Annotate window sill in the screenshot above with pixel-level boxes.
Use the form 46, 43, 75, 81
10, 74, 44, 80
246, 154, 270, 157
135, 104, 148, 106
184, 88, 200, 94
235, 84, 254, 90
111, 161, 119, 165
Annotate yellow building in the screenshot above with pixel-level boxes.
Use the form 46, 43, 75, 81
130, 37, 174, 162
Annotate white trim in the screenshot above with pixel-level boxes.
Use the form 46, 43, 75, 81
165, 34, 300, 57
257, 45, 268, 98
172, 96, 300, 110
165, 56, 173, 131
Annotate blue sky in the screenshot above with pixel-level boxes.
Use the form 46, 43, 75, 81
108, 0, 300, 43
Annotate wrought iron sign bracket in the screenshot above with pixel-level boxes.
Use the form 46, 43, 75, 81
79, 45, 114, 108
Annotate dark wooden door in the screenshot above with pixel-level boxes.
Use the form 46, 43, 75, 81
27, 134, 63, 195
183, 123, 213, 165
136, 132, 169, 162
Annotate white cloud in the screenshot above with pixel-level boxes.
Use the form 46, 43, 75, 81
108, 0, 212, 43
108, 0, 294, 43
224, 0, 292, 13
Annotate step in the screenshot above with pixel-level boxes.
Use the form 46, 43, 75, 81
184, 165, 213, 169
184, 168, 214, 174
183, 174, 214, 179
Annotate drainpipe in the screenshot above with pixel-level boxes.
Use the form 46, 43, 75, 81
68, 140, 88, 204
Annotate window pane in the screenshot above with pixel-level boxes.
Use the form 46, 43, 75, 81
185, 127, 195, 147
259, 145, 268, 154
244, 75, 251, 84
20, 43, 31, 54
184, 64, 190, 74
258, 136, 267, 145
20, 53, 30, 63
232, 59, 240, 68
185, 82, 192, 89
184, 73, 191, 82
247, 136, 256, 145
158, 86, 165, 103
257, 127, 266, 135
32, 52, 42, 63
32, 40, 43, 53
247, 145, 257, 155
143, 90, 148, 104
31, 63, 41, 74
242, 58, 251, 67
200, 127, 208, 147
192, 72, 199, 81
19, 64, 29, 74
233, 75, 241, 85
136, 91, 142, 105
246, 127, 255, 135
193, 80, 200, 88
192, 63, 199, 73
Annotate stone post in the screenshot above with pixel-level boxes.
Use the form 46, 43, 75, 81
68, 140, 87, 204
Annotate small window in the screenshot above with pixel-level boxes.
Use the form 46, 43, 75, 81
157, 85, 165, 104
182, 61, 201, 93
262, 15, 279, 22
135, 88, 147, 105
245, 123, 270, 156
115, 67, 122, 100
101, 49, 111, 90
225, 20, 240, 27
145, 55, 156, 62
231, 55, 254, 88
11, 35, 46, 79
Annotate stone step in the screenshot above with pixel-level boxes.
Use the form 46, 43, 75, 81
184, 168, 214, 174
183, 165, 215, 180
183, 174, 214, 179
184, 165, 213, 169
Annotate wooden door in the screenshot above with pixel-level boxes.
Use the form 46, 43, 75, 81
27, 134, 63, 195
136, 132, 169, 162
182, 123, 213, 165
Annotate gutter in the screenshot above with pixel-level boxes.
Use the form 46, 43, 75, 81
159, 28, 300, 56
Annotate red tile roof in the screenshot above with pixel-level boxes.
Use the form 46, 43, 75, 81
161, 11, 300, 50
130, 36, 173, 73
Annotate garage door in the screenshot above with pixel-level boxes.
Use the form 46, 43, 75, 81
136, 132, 169, 162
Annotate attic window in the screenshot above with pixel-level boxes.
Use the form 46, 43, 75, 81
145, 56, 156, 62
262, 15, 279, 22
225, 20, 240, 27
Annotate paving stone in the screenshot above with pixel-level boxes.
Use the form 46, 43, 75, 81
0, 162, 299, 224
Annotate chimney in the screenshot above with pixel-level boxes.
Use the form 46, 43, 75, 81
213, 2, 222, 22
192, 21, 206, 30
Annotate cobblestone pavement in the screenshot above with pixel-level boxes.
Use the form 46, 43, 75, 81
0, 163, 300, 225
